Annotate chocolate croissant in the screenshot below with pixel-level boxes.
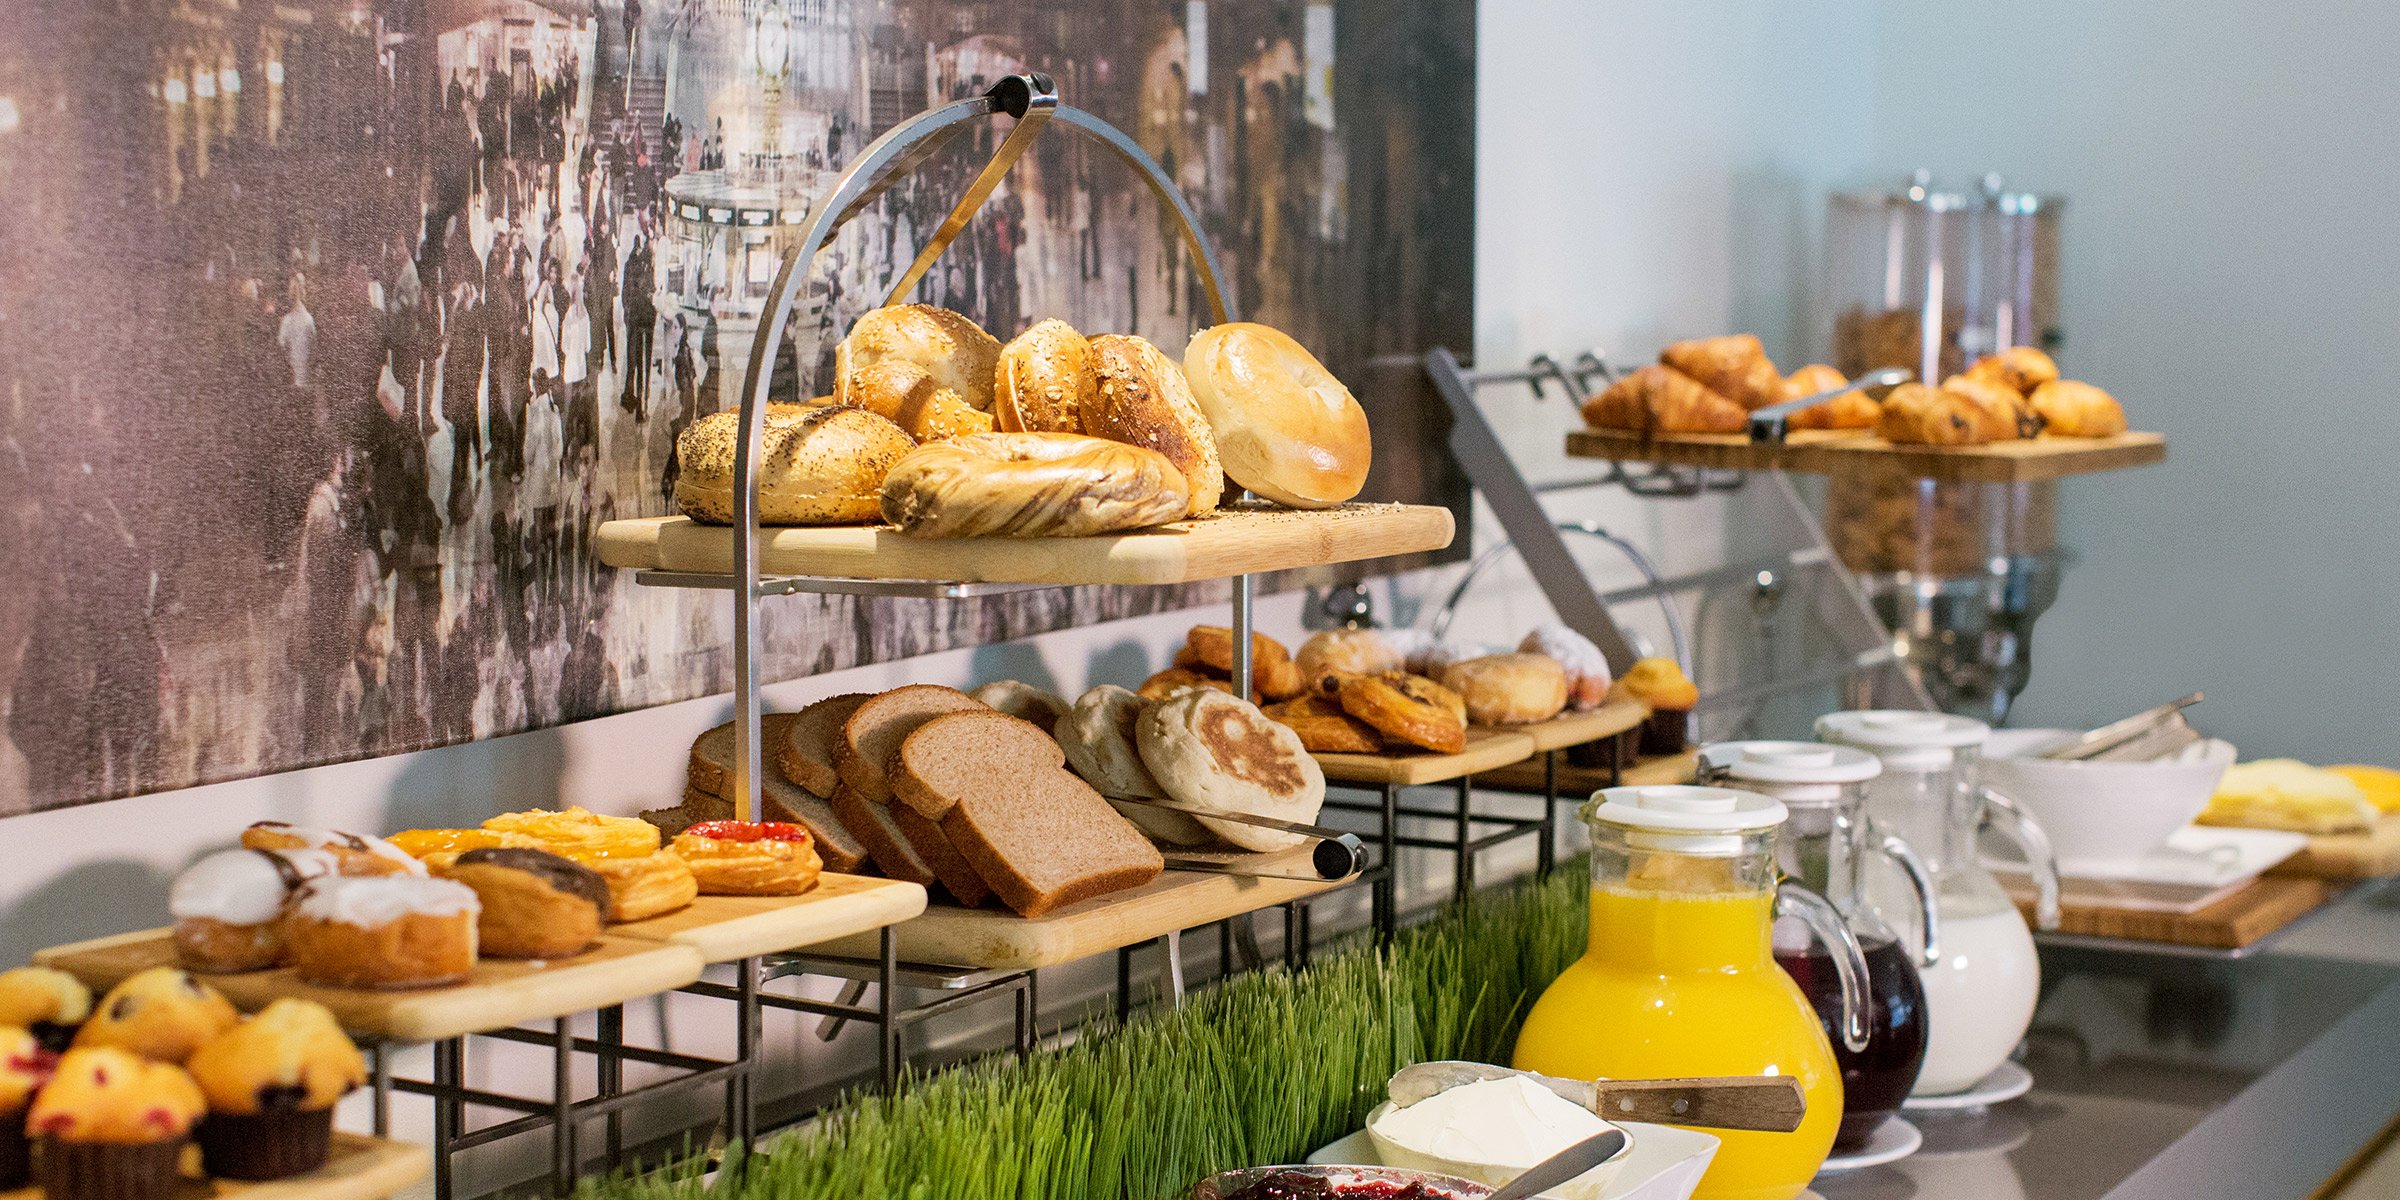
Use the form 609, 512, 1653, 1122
2029, 379, 2127, 437
1582, 365, 1748, 435
1876, 383, 1988, 445
1939, 374, 2042, 440
1964, 346, 2061, 394
1660, 333, 1784, 410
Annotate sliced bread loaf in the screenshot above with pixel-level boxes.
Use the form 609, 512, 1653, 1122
907, 712, 1165, 917
836, 685, 987, 804
776, 693, 872, 796
826, 784, 937, 887
891, 710, 1067, 822
890, 802, 995, 908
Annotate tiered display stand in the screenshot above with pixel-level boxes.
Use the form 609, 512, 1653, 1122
0, 1134, 427, 1200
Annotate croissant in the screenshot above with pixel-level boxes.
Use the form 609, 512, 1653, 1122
1939, 374, 2041, 440
2029, 379, 2127, 437
1660, 333, 1784, 410
1582, 365, 1748, 435
1876, 383, 1988, 445
1964, 346, 2060, 394
1780, 364, 1880, 430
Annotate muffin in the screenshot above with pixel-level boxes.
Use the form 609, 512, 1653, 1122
1609, 657, 1701, 755
169, 847, 343, 974
188, 999, 366, 1179
286, 875, 481, 989
0, 967, 92, 1053
27, 1047, 206, 1200
0, 1025, 56, 1187
438, 848, 609, 959
72, 968, 238, 1064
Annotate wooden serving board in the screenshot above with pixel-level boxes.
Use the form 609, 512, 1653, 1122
1565, 429, 2167, 484
594, 503, 1455, 586
1512, 701, 1649, 754
2268, 813, 2400, 880
35, 932, 704, 1044
1478, 749, 1701, 796
2020, 875, 2332, 949
806, 864, 1342, 971
1314, 728, 1539, 786
611, 875, 927, 963
0, 1134, 426, 1200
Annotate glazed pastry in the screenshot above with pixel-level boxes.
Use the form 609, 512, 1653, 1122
1582, 365, 1748, 435
1609, 657, 1700, 755
483, 806, 662, 860
571, 851, 700, 921
996, 318, 1090, 434
2029, 379, 2127, 437
386, 828, 543, 872
1874, 382, 1988, 446
169, 848, 342, 973
1938, 373, 2040, 440
672, 822, 825, 896
1781, 364, 1881, 431
186, 1000, 364, 1180
1135, 690, 1327, 853
1963, 345, 2060, 394
1137, 666, 1242, 703
1180, 322, 1372, 509
675, 404, 917, 526
1519, 624, 1613, 711
285, 876, 480, 989
26, 1047, 205, 1200
0, 968, 92, 1053
1660, 333, 1785, 410
440, 849, 609, 957
1336, 672, 1468, 754
0, 1025, 53, 1188
969, 680, 1072, 735
879, 432, 1192, 539
1079, 333, 1224, 517
1441, 654, 1571, 726
1295, 628, 1403, 688
240, 822, 424, 877
833, 303, 1002, 415
73, 968, 237, 1064
1263, 694, 1386, 754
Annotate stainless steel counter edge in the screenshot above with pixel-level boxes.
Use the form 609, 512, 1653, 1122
2104, 974, 2400, 1198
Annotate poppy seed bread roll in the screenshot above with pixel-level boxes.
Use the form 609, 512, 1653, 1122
878, 432, 1191, 538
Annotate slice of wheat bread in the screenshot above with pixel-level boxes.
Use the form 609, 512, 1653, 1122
826, 784, 937, 887
690, 714, 803, 799
891, 710, 1068, 822
776, 694, 873, 797
889, 802, 993, 907
687, 734, 872, 874
907, 713, 1165, 917
836, 685, 988, 804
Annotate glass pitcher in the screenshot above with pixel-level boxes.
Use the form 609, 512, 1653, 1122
1703, 741, 1936, 1152
1815, 711, 2059, 1097
1515, 785, 1869, 1200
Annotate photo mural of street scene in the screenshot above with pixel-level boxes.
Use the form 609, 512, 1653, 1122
0, 0, 1471, 815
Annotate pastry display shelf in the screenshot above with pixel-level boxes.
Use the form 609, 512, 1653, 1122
609, 875, 928, 964
1564, 428, 2168, 485
1477, 746, 1701, 796
1312, 727, 1541, 787
0, 1134, 427, 1200
2018, 875, 2338, 958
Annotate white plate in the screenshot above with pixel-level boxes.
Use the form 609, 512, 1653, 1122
1814, 1117, 1921, 1173
1903, 1060, 2034, 1111
1310, 1122, 1719, 1200
1992, 826, 2309, 915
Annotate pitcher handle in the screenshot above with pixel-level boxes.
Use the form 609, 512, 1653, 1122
1983, 786, 2061, 930
1874, 830, 1945, 969
1777, 881, 1872, 1053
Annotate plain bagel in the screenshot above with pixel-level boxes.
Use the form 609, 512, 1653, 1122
1079, 334, 1224, 517
1182, 323, 1372, 509
877, 432, 1191, 538
835, 304, 1002, 413
675, 405, 915, 525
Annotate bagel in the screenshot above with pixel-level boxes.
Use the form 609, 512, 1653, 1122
997, 319, 1090, 433
675, 405, 915, 525
1135, 689, 1325, 853
835, 304, 1002, 412
1080, 334, 1223, 517
1336, 671, 1467, 754
1182, 323, 1372, 509
840, 358, 997, 441
878, 431, 1191, 538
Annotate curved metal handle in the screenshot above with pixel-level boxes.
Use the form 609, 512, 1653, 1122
1983, 787, 2061, 930
1778, 881, 1872, 1054
1875, 829, 1944, 968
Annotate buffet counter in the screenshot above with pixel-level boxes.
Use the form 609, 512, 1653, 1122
1818, 881, 2400, 1200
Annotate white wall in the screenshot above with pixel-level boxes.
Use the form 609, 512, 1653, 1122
1866, 1, 2400, 760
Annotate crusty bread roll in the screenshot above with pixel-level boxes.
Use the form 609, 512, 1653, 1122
1442, 653, 1570, 726
675, 405, 916, 525
878, 432, 1191, 539
1136, 689, 1326, 853
1182, 323, 1371, 509
997, 319, 1089, 434
2028, 379, 2127, 437
834, 304, 1001, 412
1080, 334, 1223, 516
840, 358, 996, 441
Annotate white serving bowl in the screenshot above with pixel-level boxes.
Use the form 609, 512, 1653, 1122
1365, 1101, 1633, 1200
1982, 729, 2238, 873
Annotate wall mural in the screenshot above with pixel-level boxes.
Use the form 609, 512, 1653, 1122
0, 0, 1472, 816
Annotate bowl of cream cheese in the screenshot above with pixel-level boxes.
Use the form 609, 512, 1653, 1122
1366, 1074, 1634, 1199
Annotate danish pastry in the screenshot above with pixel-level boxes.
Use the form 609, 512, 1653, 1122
440, 849, 609, 958
1336, 672, 1468, 754
239, 823, 423, 877
483, 806, 661, 860
1441, 653, 1571, 726
672, 822, 825, 896
570, 851, 699, 922
1263, 694, 1386, 754
385, 828, 542, 872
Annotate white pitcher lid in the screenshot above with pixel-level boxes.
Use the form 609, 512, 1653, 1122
1703, 740, 1882, 785
1815, 709, 1989, 750
1589, 784, 1788, 834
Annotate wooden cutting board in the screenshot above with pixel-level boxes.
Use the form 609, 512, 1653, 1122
2268, 813, 2400, 880
2020, 875, 2332, 949
1565, 429, 2166, 485
609, 874, 927, 963
594, 503, 1455, 585
1314, 727, 1540, 786
1512, 701, 1649, 754
1478, 749, 1701, 796
35, 931, 704, 1044
0, 1133, 426, 1200
804, 863, 1342, 971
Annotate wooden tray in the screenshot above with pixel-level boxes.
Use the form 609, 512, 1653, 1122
2020, 875, 2333, 950
2269, 813, 2400, 881
35, 932, 704, 1044
1315, 728, 1539, 786
1512, 701, 1649, 754
595, 503, 1455, 586
1565, 429, 2166, 484
805, 862, 1342, 971
1478, 749, 1701, 796
0, 1134, 424, 1200
610, 875, 927, 963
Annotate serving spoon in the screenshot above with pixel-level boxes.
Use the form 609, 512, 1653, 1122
1483, 1128, 1633, 1200
1389, 1061, 1806, 1133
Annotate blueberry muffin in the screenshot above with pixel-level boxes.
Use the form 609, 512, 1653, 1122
187, 999, 366, 1179
72, 967, 239, 1064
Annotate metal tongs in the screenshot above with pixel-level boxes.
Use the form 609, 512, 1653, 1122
1745, 366, 1915, 444
2035, 692, 2206, 762
1107, 796, 1367, 881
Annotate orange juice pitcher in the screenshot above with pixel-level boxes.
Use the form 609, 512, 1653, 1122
1514, 785, 1870, 1200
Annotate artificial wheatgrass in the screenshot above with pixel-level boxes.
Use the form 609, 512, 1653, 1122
577, 862, 1592, 1200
